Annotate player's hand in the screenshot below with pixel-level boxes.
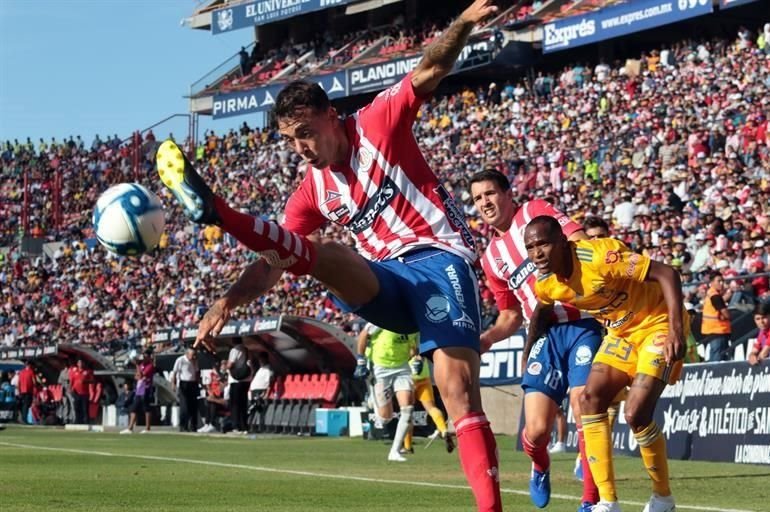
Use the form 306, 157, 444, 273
460, 0, 499, 25
353, 355, 369, 379
409, 357, 424, 376
664, 331, 685, 364
480, 332, 494, 353
195, 298, 232, 352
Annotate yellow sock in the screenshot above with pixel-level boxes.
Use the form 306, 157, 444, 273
634, 422, 671, 496
404, 425, 413, 451
582, 413, 617, 502
428, 407, 448, 434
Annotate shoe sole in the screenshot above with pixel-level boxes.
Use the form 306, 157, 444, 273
156, 140, 205, 220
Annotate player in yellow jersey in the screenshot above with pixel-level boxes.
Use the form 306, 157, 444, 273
524, 216, 687, 512
356, 324, 416, 462
402, 353, 455, 454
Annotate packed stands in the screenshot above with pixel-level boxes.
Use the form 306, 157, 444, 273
2, 26, 769, 353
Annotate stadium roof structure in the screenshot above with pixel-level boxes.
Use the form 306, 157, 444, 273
150, 315, 358, 377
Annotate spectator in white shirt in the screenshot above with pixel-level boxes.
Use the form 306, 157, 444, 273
249, 352, 274, 401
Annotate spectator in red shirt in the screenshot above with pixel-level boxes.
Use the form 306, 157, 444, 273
748, 303, 770, 366
69, 359, 92, 424
17, 361, 36, 424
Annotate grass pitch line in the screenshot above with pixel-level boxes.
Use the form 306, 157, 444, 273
0, 441, 755, 512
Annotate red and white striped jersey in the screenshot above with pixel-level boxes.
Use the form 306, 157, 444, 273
282, 74, 476, 264
480, 200, 590, 324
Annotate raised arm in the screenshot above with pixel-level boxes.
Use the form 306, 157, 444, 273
645, 260, 685, 363
411, 0, 498, 96
195, 258, 283, 349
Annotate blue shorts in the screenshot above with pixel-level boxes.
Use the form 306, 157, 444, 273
332, 249, 480, 355
522, 318, 602, 405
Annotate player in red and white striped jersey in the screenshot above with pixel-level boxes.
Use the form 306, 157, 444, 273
470, 169, 603, 511
156, 2, 502, 510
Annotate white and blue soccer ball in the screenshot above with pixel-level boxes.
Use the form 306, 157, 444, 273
92, 183, 165, 256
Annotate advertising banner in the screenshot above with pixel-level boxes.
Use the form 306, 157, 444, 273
212, 0, 354, 34
480, 331, 525, 387
347, 38, 492, 95
543, 0, 714, 53
516, 361, 770, 465
212, 71, 346, 119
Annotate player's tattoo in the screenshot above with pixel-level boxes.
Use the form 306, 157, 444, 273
423, 18, 474, 71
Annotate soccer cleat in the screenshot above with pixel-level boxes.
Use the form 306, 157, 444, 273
529, 467, 551, 508
642, 493, 675, 512
399, 447, 414, 455
388, 451, 407, 462
549, 441, 567, 454
424, 429, 441, 449
156, 139, 220, 225
119, 428, 132, 435
574, 455, 584, 481
578, 502, 595, 512
591, 501, 621, 512
443, 431, 455, 453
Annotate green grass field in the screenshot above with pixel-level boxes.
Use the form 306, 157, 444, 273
1, 427, 768, 511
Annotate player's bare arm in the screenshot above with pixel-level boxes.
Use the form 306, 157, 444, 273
521, 302, 553, 372
645, 260, 686, 364
411, 0, 498, 96
356, 328, 369, 357
480, 305, 523, 353
194, 258, 283, 349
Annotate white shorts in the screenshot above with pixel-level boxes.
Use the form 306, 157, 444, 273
373, 364, 413, 409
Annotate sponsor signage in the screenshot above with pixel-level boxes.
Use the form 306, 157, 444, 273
212, 0, 354, 34
543, 0, 713, 53
517, 361, 770, 465
212, 37, 494, 118
212, 71, 346, 119
480, 331, 525, 386
148, 317, 282, 342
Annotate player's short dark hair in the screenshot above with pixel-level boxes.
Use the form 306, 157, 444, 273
583, 216, 610, 231
274, 81, 331, 120
469, 169, 511, 192
754, 302, 770, 316
527, 215, 563, 237
708, 271, 723, 283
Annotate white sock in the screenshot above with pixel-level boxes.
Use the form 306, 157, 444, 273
391, 405, 413, 453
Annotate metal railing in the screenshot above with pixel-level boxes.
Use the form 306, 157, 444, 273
190, 41, 256, 97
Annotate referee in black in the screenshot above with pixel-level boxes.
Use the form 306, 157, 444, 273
171, 348, 200, 432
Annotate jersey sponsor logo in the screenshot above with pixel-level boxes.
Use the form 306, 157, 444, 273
626, 253, 641, 278
445, 264, 466, 309
321, 190, 342, 206
527, 361, 542, 375
507, 258, 536, 290
530, 335, 547, 360
348, 176, 398, 234
452, 310, 476, 330
605, 250, 623, 264
356, 147, 373, 173
494, 257, 509, 274
604, 310, 634, 329
328, 205, 350, 223
425, 295, 450, 323
557, 216, 569, 227
434, 185, 475, 250
575, 345, 593, 365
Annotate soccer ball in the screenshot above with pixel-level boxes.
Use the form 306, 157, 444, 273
92, 183, 165, 256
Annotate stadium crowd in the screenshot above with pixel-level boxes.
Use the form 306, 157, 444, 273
1, 25, 769, 353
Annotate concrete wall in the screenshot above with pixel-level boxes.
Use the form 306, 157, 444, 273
481, 384, 523, 436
